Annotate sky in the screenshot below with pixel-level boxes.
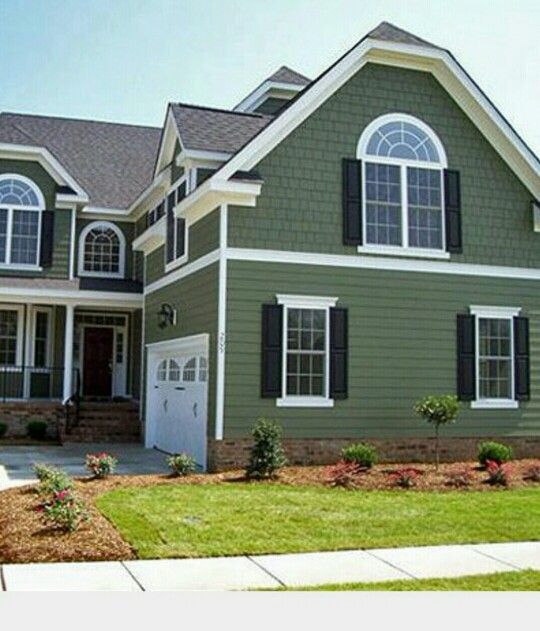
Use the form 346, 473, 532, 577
1, 0, 539, 154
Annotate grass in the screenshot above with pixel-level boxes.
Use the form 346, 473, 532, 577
96, 483, 540, 559
276, 570, 540, 591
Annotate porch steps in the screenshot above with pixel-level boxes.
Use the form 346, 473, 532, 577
62, 401, 141, 443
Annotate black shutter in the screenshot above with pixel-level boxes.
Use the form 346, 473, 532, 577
457, 313, 475, 400
514, 316, 530, 401
176, 181, 186, 205
39, 210, 55, 267
342, 158, 362, 245
444, 169, 462, 253
330, 307, 348, 399
175, 218, 186, 258
166, 191, 175, 263
261, 304, 283, 397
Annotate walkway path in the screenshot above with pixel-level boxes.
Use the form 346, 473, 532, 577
1, 542, 539, 591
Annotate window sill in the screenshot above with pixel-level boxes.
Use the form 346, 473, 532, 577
357, 245, 450, 260
276, 396, 334, 408
0, 264, 42, 272
165, 254, 188, 274
78, 271, 124, 279
470, 399, 518, 410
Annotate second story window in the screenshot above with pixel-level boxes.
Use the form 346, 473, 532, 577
0, 175, 45, 268
357, 114, 448, 255
79, 221, 125, 278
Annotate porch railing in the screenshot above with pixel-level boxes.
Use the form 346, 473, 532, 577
0, 365, 80, 402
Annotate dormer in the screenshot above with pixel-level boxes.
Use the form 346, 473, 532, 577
234, 66, 310, 115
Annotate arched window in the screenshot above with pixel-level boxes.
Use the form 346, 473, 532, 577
0, 175, 44, 266
357, 114, 447, 253
182, 356, 207, 382
157, 360, 168, 381
79, 221, 125, 278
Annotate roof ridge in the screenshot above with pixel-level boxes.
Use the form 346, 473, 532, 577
269, 65, 311, 83
367, 21, 441, 49
0, 111, 161, 131
174, 102, 270, 119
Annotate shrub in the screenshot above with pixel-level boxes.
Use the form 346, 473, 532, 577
485, 460, 512, 487
33, 463, 62, 483
478, 441, 513, 466
341, 442, 378, 469
0, 422, 7, 438
85, 452, 117, 478
524, 462, 540, 482
168, 453, 196, 476
414, 395, 460, 469
38, 488, 89, 532
325, 460, 366, 488
36, 468, 73, 497
388, 467, 422, 488
445, 466, 474, 488
27, 420, 47, 440
246, 418, 287, 479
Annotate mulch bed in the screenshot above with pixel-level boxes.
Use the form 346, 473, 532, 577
0, 459, 538, 564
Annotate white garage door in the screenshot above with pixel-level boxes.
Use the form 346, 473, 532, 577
145, 336, 208, 468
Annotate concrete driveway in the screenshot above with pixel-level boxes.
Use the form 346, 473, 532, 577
0, 443, 169, 490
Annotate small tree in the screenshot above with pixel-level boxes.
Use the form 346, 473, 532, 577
246, 418, 287, 479
414, 395, 460, 469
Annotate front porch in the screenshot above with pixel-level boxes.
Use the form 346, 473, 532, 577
0, 300, 142, 440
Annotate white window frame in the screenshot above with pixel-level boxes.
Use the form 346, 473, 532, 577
0, 304, 25, 368
0, 174, 44, 270
164, 170, 190, 273
356, 113, 449, 260
276, 294, 337, 408
470, 305, 521, 410
78, 220, 126, 278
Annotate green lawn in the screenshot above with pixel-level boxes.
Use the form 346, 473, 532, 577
277, 571, 540, 591
96, 484, 540, 559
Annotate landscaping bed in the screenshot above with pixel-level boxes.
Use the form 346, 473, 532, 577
1, 460, 539, 564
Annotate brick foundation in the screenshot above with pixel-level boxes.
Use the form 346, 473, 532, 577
0, 402, 64, 439
207, 436, 540, 472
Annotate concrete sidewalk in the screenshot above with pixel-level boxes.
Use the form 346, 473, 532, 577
1, 541, 539, 591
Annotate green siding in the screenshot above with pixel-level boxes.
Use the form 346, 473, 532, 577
130, 309, 142, 398
0, 159, 71, 278
144, 207, 220, 285
224, 259, 540, 439
144, 263, 219, 435
228, 63, 536, 268
254, 97, 288, 115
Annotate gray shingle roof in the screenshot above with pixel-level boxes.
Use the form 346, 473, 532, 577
0, 112, 161, 208
170, 103, 272, 154
367, 22, 442, 50
266, 66, 311, 86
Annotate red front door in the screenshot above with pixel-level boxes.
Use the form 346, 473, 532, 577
83, 327, 114, 397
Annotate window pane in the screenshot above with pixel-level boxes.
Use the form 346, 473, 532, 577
83, 225, 121, 274
0, 310, 18, 365
286, 307, 326, 397
34, 311, 49, 367
0, 208, 7, 263
478, 317, 512, 399
407, 167, 442, 249
365, 163, 402, 246
11, 210, 39, 264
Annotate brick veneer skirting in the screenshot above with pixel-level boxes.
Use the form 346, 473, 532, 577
207, 436, 540, 472
0, 402, 64, 439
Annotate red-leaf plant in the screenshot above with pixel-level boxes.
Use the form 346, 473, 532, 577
325, 460, 368, 489
485, 460, 512, 487
388, 467, 423, 489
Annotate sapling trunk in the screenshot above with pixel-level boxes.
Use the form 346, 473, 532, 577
435, 422, 440, 470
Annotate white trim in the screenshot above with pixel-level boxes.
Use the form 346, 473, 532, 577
0, 304, 25, 366
176, 149, 231, 165
470, 306, 521, 318
215, 204, 228, 440
213, 40, 540, 199
77, 220, 126, 279
226, 247, 540, 281
0, 173, 46, 208
132, 216, 165, 254
0, 287, 142, 308
234, 80, 304, 113
277, 294, 336, 408
29, 305, 54, 368
144, 248, 220, 295
68, 205, 77, 280
62, 304, 75, 402
276, 396, 334, 408
0, 144, 88, 200
146, 333, 209, 354
471, 399, 518, 410
357, 245, 450, 260
470, 305, 520, 409
276, 294, 338, 309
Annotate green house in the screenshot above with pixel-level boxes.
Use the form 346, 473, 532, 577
1, 23, 539, 469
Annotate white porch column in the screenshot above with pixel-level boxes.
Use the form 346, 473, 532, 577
62, 304, 75, 402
